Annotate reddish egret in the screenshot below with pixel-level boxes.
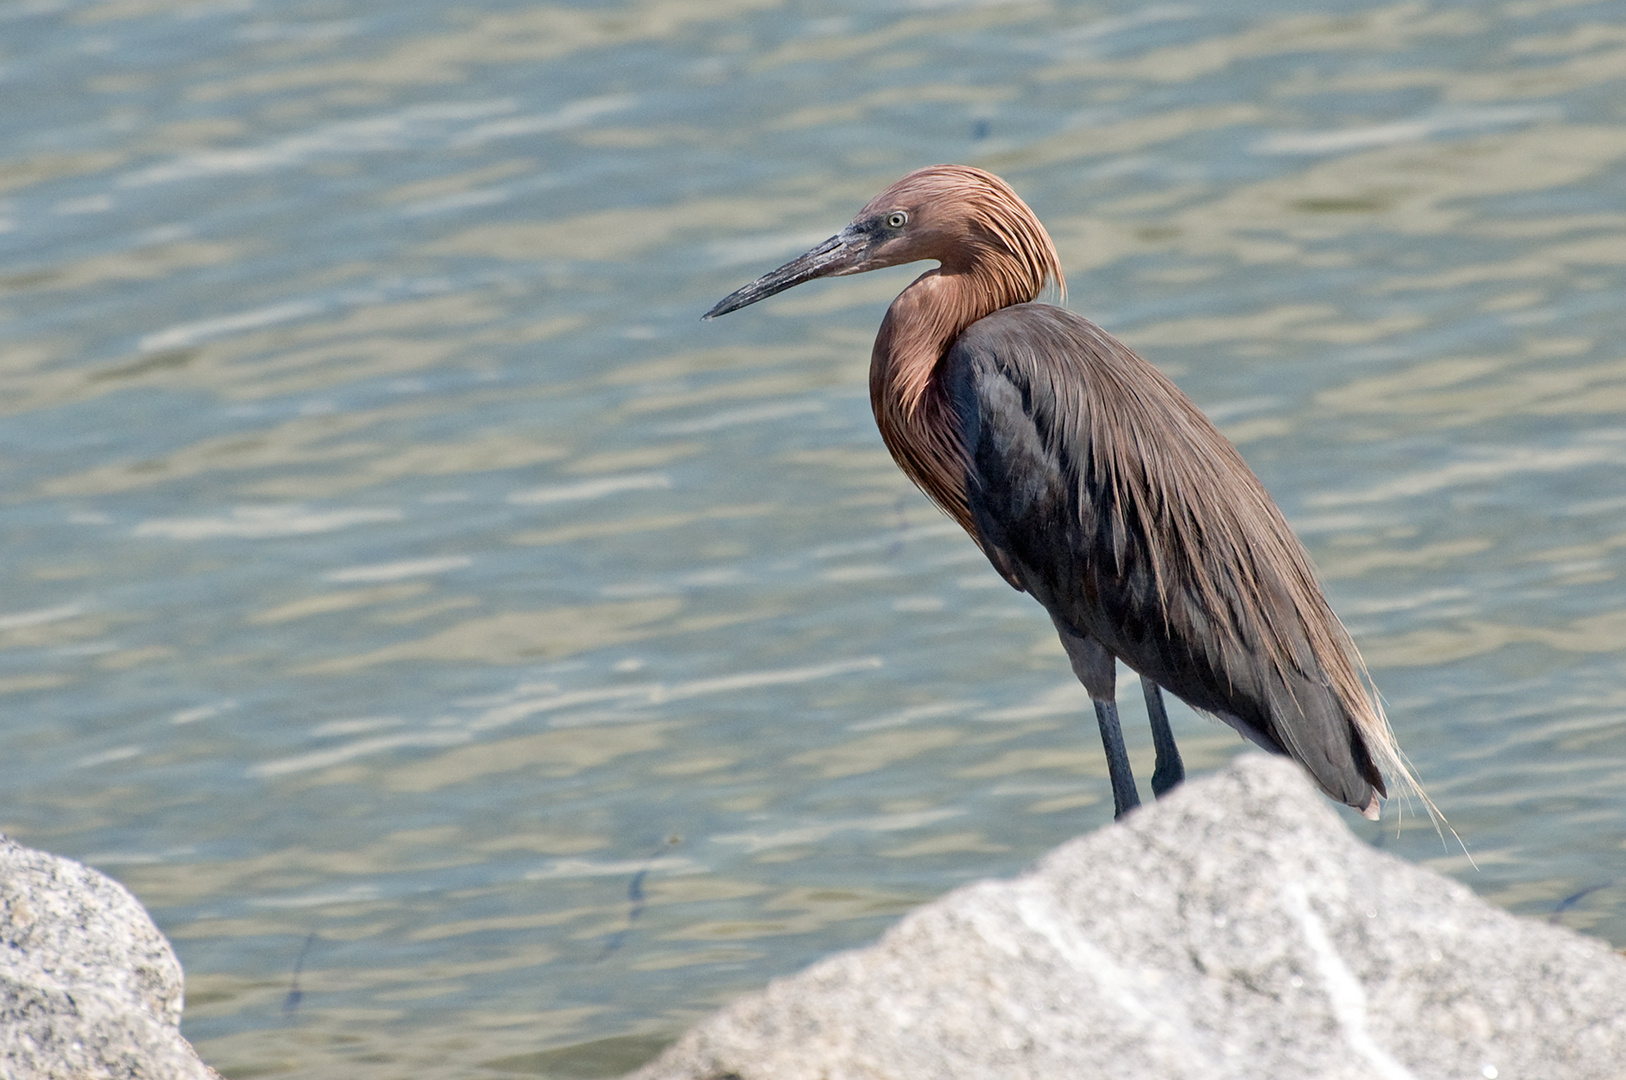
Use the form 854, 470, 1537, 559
705, 164, 1420, 821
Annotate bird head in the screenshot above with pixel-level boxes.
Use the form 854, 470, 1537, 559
704, 164, 1062, 320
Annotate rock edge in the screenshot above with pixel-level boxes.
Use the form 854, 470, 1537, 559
0, 834, 218, 1080
629, 754, 1626, 1080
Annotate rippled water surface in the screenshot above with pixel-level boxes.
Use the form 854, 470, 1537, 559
4, 0, 1626, 1075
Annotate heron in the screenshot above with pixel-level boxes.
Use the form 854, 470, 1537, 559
705, 164, 1422, 822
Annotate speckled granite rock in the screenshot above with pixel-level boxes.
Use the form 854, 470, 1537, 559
629, 755, 1626, 1080
0, 835, 217, 1080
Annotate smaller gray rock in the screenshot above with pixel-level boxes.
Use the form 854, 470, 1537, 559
0, 835, 218, 1080
629, 755, 1626, 1080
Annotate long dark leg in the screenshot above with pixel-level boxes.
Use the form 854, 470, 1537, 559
1093, 698, 1141, 819
1051, 618, 1142, 820
1141, 675, 1184, 798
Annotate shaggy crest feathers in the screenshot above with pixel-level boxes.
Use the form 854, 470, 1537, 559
867, 164, 1065, 309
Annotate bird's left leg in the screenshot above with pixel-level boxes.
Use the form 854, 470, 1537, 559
1052, 618, 1141, 819
1140, 676, 1184, 798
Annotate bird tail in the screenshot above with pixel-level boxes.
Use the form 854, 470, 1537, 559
1341, 639, 1469, 859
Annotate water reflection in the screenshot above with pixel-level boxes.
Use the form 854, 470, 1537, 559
2, 0, 1625, 1077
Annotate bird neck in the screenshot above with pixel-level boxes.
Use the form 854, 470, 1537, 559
871, 263, 1031, 417
870, 263, 1035, 529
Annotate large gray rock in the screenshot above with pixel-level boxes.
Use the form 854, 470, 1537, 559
630, 755, 1626, 1080
0, 835, 217, 1080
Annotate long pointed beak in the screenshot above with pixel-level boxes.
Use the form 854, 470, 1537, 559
703, 227, 869, 320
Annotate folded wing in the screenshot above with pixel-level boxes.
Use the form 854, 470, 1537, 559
942, 303, 1385, 811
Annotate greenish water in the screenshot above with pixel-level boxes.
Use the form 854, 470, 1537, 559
2, 1, 1624, 1076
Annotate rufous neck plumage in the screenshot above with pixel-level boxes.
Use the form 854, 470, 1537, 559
869, 254, 1051, 532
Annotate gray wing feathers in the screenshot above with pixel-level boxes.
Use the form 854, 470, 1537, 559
944, 304, 1380, 809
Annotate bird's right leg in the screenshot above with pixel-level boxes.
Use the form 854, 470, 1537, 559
1140, 676, 1184, 798
1052, 618, 1141, 819
1092, 699, 1140, 820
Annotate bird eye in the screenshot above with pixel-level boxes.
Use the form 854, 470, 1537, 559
885, 210, 908, 229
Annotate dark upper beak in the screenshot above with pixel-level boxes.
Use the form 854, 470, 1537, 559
703, 226, 869, 320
